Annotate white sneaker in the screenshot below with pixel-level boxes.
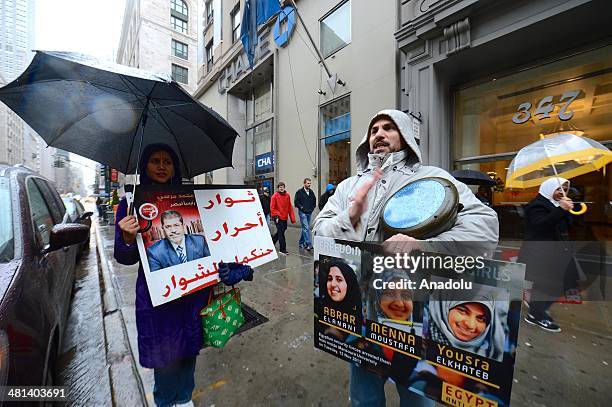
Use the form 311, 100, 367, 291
174, 401, 194, 407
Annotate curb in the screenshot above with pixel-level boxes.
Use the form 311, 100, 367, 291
95, 220, 149, 407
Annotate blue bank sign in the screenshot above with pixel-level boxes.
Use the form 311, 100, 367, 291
255, 152, 274, 174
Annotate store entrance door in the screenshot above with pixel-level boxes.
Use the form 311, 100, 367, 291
254, 178, 274, 194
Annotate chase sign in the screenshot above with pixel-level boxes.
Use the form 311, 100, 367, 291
255, 152, 274, 174
273, 6, 296, 48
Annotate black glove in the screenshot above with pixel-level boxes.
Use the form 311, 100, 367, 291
218, 262, 254, 285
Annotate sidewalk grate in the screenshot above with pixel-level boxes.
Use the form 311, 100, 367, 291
235, 303, 269, 335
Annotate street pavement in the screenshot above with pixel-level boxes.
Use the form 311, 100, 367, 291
61, 218, 611, 406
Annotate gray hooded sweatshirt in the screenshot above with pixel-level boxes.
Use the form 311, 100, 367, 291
313, 109, 498, 243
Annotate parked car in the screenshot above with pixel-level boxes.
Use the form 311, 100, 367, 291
62, 196, 93, 254
0, 165, 89, 386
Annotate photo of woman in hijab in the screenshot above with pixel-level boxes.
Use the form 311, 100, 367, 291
320, 260, 362, 316
366, 269, 423, 388
372, 269, 423, 336
426, 284, 508, 362
318, 258, 363, 340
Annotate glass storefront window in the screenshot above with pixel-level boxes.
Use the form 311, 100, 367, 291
320, 96, 351, 187
454, 45, 612, 240
254, 82, 272, 123
245, 118, 274, 178
245, 128, 254, 178
246, 82, 272, 126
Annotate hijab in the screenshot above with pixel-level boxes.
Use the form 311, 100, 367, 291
538, 177, 569, 207
320, 260, 362, 317
375, 269, 413, 322
138, 143, 183, 186
428, 285, 507, 360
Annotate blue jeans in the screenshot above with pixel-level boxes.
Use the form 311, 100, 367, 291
350, 364, 434, 407
153, 356, 197, 407
298, 211, 312, 248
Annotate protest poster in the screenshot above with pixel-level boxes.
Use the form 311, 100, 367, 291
314, 237, 525, 406
134, 184, 277, 306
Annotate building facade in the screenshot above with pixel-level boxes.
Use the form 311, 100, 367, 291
0, 0, 56, 180
396, 0, 611, 239
0, 0, 34, 82
117, 0, 201, 94
193, 0, 401, 197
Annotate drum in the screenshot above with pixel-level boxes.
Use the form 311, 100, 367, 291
381, 177, 461, 239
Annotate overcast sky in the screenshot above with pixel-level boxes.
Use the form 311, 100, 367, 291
34, 0, 127, 191
35, 0, 126, 60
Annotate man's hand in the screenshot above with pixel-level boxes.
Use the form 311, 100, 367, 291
118, 215, 139, 244
559, 197, 573, 211
348, 169, 383, 228
384, 234, 421, 255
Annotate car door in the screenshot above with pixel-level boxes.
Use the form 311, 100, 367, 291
16, 178, 64, 383
34, 180, 77, 322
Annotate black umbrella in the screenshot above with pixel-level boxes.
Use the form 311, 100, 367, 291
450, 170, 496, 186
0, 51, 238, 178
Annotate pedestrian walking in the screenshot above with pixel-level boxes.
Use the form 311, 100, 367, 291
114, 143, 252, 407
259, 187, 271, 226
519, 177, 576, 333
294, 178, 316, 250
313, 109, 498, 406
270, 181, 295, 255
318, 183, 335, 210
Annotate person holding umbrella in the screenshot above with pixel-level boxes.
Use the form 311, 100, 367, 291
114, 143, 253, 407
519, 177, 576, 333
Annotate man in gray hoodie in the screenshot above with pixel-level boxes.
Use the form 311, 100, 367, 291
313, 109, 498, 406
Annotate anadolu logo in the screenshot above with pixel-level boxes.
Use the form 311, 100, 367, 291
139, 203, 158, 220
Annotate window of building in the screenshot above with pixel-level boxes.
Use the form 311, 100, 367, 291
231, 5, 241, 43
454, 45, 612, 239
171, 0, 188, 18
171, 64, 188, 84
319, 96, 351, 187
205, 40, 213, 72
170, 0, 188, 34
172, 39, 188, 59
171, 15, 188, 33
320, 1, 351, 58
205, 0, 213, 25
245, 82, 273, 126
245, 119, 274, 178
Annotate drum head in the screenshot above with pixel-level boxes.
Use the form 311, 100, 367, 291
381, 177, 459, 239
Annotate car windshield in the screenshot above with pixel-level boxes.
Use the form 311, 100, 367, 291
62, 198, 76, 215
0, 176, 14, 262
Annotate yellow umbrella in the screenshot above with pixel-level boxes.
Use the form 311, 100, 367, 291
506, 133, 612, 215
506, 133, 612, 189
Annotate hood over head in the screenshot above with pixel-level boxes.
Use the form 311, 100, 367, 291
138, 143, 183, 185
355, 109, 421, 172
326, 183, 335, 192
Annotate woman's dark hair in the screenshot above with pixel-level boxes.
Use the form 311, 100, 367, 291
319, 260, 362, 317
138, 143, 182, 185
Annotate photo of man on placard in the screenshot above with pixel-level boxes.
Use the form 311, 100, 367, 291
146, 209, 211, 272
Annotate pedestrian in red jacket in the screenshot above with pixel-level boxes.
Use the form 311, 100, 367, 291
270, 181, 296, 254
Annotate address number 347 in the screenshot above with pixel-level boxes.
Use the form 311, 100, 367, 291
512, 90, 580, 124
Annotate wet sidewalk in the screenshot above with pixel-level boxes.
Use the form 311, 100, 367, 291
93, 220, 612, 407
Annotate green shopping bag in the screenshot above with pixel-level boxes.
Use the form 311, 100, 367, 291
200, 287, 245, 348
